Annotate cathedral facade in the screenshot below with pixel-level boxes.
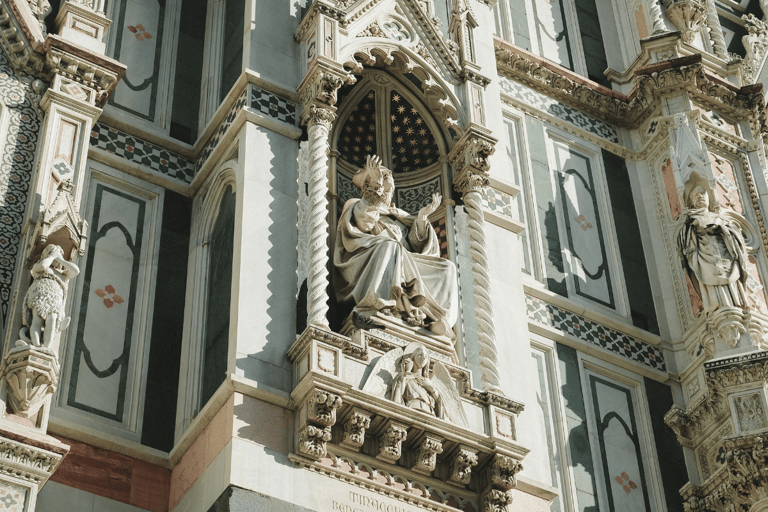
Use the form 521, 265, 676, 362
0, 0, 765, 510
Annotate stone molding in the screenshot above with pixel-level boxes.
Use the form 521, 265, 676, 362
495, 41, 763, 132
0, 434, 65, 486
681, 434, 768, 511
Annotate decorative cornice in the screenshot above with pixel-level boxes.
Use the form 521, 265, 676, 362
495, 40, 765, 131
0, 435, 64, 485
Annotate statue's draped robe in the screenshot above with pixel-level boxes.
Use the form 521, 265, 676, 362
333, 198, 458, 327
678, 208, 749, 314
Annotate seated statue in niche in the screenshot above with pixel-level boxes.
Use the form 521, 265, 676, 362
333, 155, 458, 336
678, 172, 749, 316
18, 244, 80, 349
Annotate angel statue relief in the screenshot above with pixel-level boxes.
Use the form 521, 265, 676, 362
18, 244, 79, 349
678, 172, 749, 316
333, 155, 458, 336
362, 342, 468, 428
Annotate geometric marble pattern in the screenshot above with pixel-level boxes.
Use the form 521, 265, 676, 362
196, 88, 248, 173
90, 123, 195, 184
525, 294, 666, 371
0, 482, 25, 512
431, 216, 448, 258
482, 187, 514, 219
499, 77, 620, 144
0, 48, 44, 326
250, 85, 297, 127
336, 172, 358, 210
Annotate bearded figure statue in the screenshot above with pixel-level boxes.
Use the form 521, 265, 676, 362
678, 172, 749, 316
333, 155, 458, 337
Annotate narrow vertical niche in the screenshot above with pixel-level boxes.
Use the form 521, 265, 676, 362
220, 0, 245, 103
201, 187, 235, 407
169, 0, 206, 144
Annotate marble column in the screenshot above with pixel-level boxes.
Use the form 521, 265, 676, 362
301, 105, 336, 329
705, 0, 728, 59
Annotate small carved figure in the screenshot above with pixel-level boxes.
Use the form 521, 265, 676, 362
362, 342, 468, 428
19, 244, 79, 348
333, 156, 458, 336
678, 172, 749, 316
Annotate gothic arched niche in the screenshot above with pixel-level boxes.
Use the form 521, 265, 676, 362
332, 69, 450, 215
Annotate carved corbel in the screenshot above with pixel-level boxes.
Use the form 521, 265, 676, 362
376, 421, 408, 464
481, 488, 513, 512
488, 454, 523, 491
448, 445, 478, 486
412, 434, 443, 475
306, 389, 343, 427
340, 408, 371, 450
298, 424, 332, 459
1, 347, 59, 420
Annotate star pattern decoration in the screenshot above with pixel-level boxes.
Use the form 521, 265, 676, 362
339, 90, 378, 166
390, 91, 439, 173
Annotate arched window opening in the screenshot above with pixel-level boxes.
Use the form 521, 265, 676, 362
200, 185, 235, 406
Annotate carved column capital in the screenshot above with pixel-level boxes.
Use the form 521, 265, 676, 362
376, 421, 408, 464
454, 170, 490, 195
301, 104, 337, 130
340, 408, 371, 450
412, 434, 444, 475
448, 445, 479, 486
298, 58, 355, 108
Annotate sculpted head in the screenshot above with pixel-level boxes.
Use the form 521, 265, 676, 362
353, 155, 394, 206
683, 172, 715, 212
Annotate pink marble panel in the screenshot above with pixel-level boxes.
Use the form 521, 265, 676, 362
662, 158, 681, 219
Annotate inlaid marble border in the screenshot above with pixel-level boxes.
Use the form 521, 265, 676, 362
0, 47, 44, 325
525, 294, 666, 372
482, 187, 513, 219
499, 77, 619, 144
395, 175, 442, 214
90, 123, 196, 184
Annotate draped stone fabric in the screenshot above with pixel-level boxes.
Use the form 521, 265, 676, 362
332, 197, 458, 329
678, 208, 749, 314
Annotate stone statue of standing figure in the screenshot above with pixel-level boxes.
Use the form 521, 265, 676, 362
18, 244, 79, 349
678, 172, 749, 316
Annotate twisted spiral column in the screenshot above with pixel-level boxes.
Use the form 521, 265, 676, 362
461, 184, 502, 393
705, 0, 728, 59
303, 105, 335, 329
646, 0, 666, 34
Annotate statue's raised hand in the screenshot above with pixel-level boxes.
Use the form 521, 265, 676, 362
418, 193, 441, 220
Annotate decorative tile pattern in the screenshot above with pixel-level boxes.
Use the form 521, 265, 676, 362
337, 172, 358, 210
0, 482, 26, 511
499, 77, 619, 144
0, 49, 44, 326
482, 187, 513, 219
395, 175, 442, 214
525, 294, 666, 371
90, 123, 195, 183
196, 88, 248, 172
249, 84, 297, 126
431, 216, 448, 258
